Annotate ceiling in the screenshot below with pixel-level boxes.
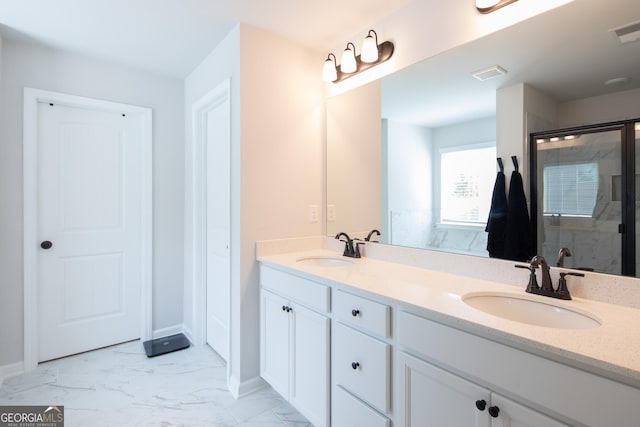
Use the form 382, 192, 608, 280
382, 0, 640, 128
0, 0, 410, 78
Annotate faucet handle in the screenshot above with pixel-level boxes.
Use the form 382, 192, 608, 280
515, 264, 540, 292
556, 271, 585, 300
354, 241, 365, 258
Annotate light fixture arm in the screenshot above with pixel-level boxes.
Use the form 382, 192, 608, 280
476, 0, 519, 14
367, 29, 378, 45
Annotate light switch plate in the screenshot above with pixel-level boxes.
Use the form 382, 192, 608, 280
308, 205, 319, 223
327, 204, 336, 222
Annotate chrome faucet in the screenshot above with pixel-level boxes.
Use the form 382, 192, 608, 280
365, 229, 381, 242
335, 232, 361, 258
556, 247, 572, 267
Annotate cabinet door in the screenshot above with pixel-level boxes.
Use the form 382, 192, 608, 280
260, 289, 290, 398
290, 303, 330, 427
397, 351, 491, 427
490, 393, 569, 427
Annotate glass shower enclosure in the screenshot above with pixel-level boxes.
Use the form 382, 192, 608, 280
530, 119, 640, 276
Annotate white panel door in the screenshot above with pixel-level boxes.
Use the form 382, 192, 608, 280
38, 102, 143, 362
205, 95, 231, 361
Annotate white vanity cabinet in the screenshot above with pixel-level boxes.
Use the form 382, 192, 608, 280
397, 351, 567, 427
396, 309, 640, 427
259, 266, 331, 427
332, 289, 392, 427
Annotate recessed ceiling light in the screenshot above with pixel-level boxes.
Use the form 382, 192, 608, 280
605, 77, 632, 86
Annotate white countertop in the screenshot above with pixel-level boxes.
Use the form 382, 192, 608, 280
258, 249, 640, 389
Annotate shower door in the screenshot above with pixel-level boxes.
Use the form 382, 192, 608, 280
531, 119, 640, 276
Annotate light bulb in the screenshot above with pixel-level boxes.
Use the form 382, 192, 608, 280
340, 43, 357, 73
361, 30, 379, 63
476, 0, 500, 8
322, 54, 337, 82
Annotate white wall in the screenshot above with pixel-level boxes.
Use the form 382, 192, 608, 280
183, 25, 241, 352
326, 80, 382, 237
184, 24, 324, 395
236, 24, 324, 393
558, 88, 640, 127
0, 39, 184, 367
385, 120, 432, 247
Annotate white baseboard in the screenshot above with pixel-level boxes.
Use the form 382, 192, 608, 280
228, 375, 268, 399
181, 325, 195, 345
151, 324, 185, 339
0, 361, 25, 383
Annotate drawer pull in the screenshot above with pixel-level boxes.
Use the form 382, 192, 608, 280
351, 362, 360, 370
488, 406, 500, 418
282, 305, 286, 311
351, 309, 360, 317
475, 400, 487, 411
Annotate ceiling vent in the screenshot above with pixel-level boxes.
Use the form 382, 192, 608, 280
472, 65, 508, 81
612, 21, 640, 44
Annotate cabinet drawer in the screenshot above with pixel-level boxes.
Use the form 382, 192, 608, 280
260, 266, 330, 313
334, 323, 391, 412
335, 289, 390, 338
333, 385, 390, 427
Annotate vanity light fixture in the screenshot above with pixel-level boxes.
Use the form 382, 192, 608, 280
322, 29, 395, 83
476, 0, 519, 14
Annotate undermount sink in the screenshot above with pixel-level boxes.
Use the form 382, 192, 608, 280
462, 292, 601, 329
296, 256, 354, 267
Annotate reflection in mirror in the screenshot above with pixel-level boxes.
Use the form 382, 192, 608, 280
326, 0, 640, 271
532, 119, 640, 277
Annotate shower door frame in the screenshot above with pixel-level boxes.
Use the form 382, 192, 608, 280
530, 118, 639, 276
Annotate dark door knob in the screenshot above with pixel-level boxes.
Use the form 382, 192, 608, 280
40, 241, 53, 250
488, 406, 500, 418
351, 362, 360, 370
475, 400, 487, 411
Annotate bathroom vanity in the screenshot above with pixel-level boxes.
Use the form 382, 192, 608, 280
257, 238, 640, 427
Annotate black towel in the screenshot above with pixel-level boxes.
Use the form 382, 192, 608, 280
504, 171, 534, 262
485, 171, 507, 258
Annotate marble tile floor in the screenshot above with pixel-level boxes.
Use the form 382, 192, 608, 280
0, 340, 311, 427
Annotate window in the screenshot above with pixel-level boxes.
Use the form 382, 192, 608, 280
440, 144, 496, 225
543, 162, 598, 217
